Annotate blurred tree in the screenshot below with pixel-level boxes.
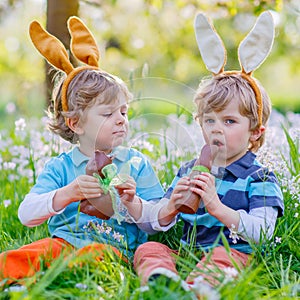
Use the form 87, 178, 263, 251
46, 0, 79, 105
1, 0, 300, 115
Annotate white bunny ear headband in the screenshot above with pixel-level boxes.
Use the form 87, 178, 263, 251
194, 11, 275, 127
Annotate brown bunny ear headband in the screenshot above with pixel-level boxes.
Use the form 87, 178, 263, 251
29, 17, 100, 112
194, 11, 275, 127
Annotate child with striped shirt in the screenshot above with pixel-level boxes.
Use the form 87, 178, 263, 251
126, 12, 285, 293
128, 73, 284, 290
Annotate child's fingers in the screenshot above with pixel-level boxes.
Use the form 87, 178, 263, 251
192, 172, 213, 182
115, 177, 136, 191
178, 177, 190, 184
123, 189, 135, 195
190, 186, 203, 196
174, 183, 189, 193
172, 193, 183, 200
79, 175, 99, 182
80, 187, 102, 198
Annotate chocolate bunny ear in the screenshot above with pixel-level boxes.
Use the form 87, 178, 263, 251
68, 16, 100, 67
194, 13, 227, 75
238, 11, 275, 75
29, 20, 74, 74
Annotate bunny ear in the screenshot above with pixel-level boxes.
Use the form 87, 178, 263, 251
29, 21, 74, 74
238, 11, 275, 74
194, 13, 227, 75
68, 16, 100, 67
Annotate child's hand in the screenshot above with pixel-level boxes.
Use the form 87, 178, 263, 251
53, 175, 105, 212
114, 175, 137, 203
115, 175, 143, 221
168, 176, 190, 213
190, 173, 221, 213
190, 172, 240, 229
157, 177, 190, 226
69, 175, 103, 201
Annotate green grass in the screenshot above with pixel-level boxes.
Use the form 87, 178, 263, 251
0, 116, 299, 299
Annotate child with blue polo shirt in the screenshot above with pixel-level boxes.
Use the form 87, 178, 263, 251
130, 12, 284, 293
0, 17, 164, 285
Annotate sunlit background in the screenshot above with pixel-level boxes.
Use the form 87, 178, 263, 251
1, 0, 300, 131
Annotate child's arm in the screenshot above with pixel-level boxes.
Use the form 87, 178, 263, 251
190, 172, 240, 227
157, 176, 190, 226
114, 174, 142, 221
116, 174, 179, 233
121, 176, 190, 232
52, 175, 102, 210
18, 174, 111, 226
190, 172, 280, 243
237, 207, 278, 241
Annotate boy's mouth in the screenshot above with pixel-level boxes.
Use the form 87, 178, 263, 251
212, 139, 223, 147
113, 130, 126, 135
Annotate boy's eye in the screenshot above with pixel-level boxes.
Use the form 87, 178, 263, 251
102, 113, 112, 117
205, 119, 215, 124
225, 119, 235, 124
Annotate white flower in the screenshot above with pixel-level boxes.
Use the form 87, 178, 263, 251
105, 227, 112, 235
15, 118, 26, 131
189, 276, 220, 300
113, 231, 124, 242
97, 285, 105, 293
75, 283, 88, 290
275, 236, 282, 244
4, 285, 27, 292
5, 102, 16, 114
3, 199, 11, 208
229, 224, 240, 244
223, 267, 239, 283
3, 161, 16, 170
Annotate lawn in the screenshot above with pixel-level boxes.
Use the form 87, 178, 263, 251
0, 110, 299, 299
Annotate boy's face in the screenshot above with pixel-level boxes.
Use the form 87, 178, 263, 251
201, 97, 257, 166
76, 96, 129, 156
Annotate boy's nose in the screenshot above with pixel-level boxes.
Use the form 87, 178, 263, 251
116, 113, 126, 124
212, 121, 223, 133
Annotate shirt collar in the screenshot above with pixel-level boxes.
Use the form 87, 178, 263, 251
211, 151, 256, 178
225, 151, 256, 177
70, 146, 129, 167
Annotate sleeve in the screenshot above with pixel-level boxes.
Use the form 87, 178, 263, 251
235, 168, 283, 243
133, 163, 187, 233
111, 150, 165, 227
133, 153, 165, 201
18, 157, 66, 227
18, 191, 65, 227
237, 206, 278, 243
135, 198, 177, 234
248, 168, 284, 216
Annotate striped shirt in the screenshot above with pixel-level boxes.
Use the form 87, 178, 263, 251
164, 151, 284, 254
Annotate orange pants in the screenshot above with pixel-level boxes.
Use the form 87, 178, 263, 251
0, 237, 124, 285
134, 241, 249, 286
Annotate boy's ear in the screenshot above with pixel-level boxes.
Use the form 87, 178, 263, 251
250, 126, 265, 142
66, 117, 84, 135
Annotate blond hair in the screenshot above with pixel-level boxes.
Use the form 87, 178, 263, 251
194, 73, 271, 152
48, 69, 132, 143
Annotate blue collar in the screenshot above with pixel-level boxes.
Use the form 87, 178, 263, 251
225, 151, 257, 177
211, 151, 257, 178
70, 146, 129, 168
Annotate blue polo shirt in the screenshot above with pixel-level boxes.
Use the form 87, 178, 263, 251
29, 146, 164, 257
164, 151, 284, 254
